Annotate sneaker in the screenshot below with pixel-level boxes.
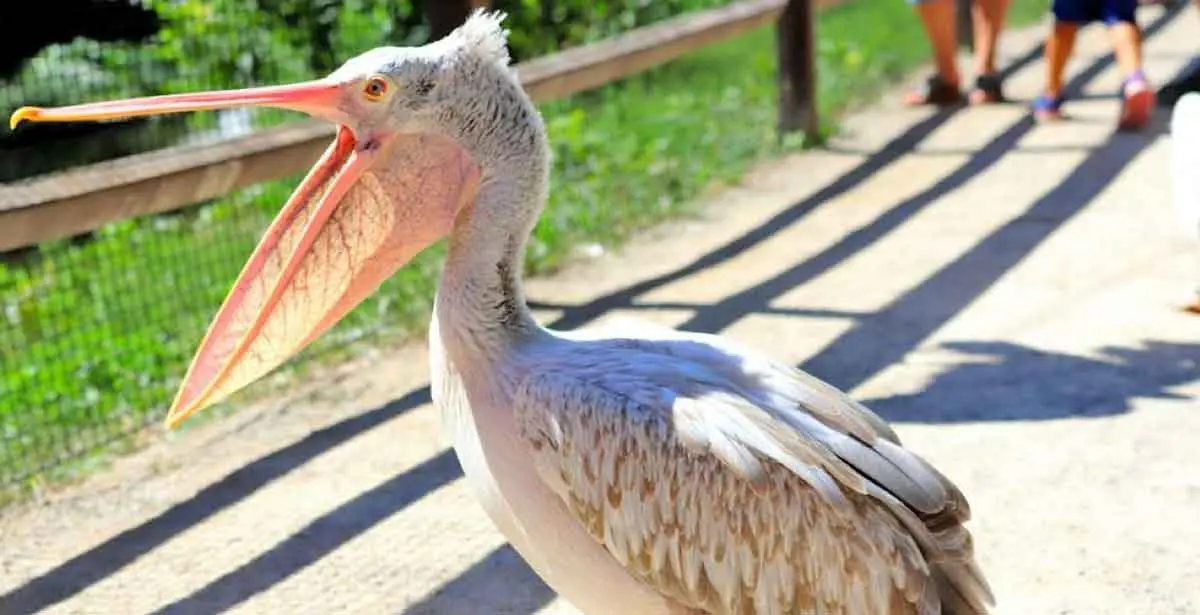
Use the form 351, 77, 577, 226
1119, 70, 1155, 130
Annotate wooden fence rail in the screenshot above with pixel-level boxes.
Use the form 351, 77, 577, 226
0, 0, 839, 253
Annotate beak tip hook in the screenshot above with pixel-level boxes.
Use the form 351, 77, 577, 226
10, 107, 40, 131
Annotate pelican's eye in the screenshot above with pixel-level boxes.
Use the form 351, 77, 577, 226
363, 77, 389, 101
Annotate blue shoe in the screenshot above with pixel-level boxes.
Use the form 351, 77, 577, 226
1032, 94, 1065, 122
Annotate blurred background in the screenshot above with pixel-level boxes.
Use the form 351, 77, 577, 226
0, 0, 1043, 498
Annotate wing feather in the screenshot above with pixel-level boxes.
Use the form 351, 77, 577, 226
576, 321, 976, 523
516, 377, 915, 614
516, 328, 992, 614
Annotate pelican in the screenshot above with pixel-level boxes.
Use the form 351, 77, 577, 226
1171, 92, 1200, 314
11, 12, 993, 614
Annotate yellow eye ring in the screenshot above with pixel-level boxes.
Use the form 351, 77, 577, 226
363, 77, 389, 101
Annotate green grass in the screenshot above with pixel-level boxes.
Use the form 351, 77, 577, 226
1008, 0, 1052, 28
0, 0, 1048, 499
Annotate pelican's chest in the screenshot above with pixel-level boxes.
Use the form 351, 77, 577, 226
428, 319, 474, 444
428, 316, 550, 565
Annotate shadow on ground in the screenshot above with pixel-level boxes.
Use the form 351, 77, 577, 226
865, 340, 1199, 423
401, 545, 555, 615
2, 4, 1196, 614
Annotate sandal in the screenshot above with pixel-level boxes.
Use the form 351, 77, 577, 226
1032, 94, 1065, 122
1118, 69, 1155, 131
968, 73, 1005, 105
904, 74, 964, 107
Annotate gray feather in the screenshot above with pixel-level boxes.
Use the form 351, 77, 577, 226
822, 435, 947, 515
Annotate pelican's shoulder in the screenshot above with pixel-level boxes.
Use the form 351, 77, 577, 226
542, 316, 900, 443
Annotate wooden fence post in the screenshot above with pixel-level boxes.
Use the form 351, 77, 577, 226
776, 0, 819, 141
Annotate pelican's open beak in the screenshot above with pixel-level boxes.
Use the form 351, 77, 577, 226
9, 81, 350, 130
13, 81, 478, 429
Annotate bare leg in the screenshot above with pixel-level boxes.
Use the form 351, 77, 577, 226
1033, 21, 1077, 120
1108, 20, 1144, 77
918, 0, 963, 86
965, 0, 1013, 103
971, 0, 1011, 76
905, 0, 968, 105
1045, 21, 1079, 99
1108, 19, 1154, 129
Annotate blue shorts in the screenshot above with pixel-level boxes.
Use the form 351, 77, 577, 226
1052, 0, 1137, 25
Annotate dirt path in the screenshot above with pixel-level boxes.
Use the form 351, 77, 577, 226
3, 9, 1200, 615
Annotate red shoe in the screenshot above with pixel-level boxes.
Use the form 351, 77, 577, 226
1119, 70, 1155, 131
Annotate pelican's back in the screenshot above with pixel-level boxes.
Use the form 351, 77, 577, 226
517, 322, 993, 614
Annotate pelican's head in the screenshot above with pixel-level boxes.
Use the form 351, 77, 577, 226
10, 11, 532, 428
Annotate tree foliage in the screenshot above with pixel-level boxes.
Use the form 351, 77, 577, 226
1, 0, 733, 148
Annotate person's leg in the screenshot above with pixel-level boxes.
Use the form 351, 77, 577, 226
905, 0, 966, 105
1034, 0, 1082, 120
967, 0, 1012, 103
1045, 21, 1080, 99
964, 0, 1012, 103
971, 0, 1010, 75
1105, 0, 1154, 129
1107, 21, 1144, 77
918, 0, 963, 83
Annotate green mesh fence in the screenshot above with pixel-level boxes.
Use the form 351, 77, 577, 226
0, 0, 756, 490
0, 0, 734, 184
0, 0, 948, 493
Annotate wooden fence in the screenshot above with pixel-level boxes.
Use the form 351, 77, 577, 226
0, 0, 837, 253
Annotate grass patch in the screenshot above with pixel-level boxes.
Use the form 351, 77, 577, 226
0, 0, 1047, 498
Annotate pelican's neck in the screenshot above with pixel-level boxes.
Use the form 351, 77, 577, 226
434, 77, 550, 358
437, 176, 540, 343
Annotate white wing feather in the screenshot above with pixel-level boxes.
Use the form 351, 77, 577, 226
512, 321, 992, 615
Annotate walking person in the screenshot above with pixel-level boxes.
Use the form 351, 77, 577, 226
1032, 0, 1156, 129
904, 0, 1013, 105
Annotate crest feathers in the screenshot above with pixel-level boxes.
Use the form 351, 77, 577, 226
451, 9, 511, 67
